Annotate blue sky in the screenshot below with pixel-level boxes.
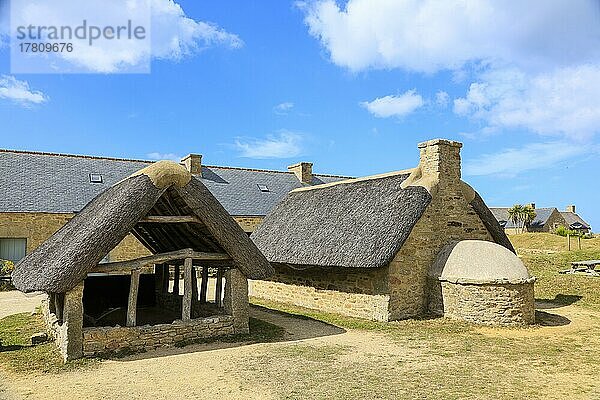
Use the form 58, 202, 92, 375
0, 0, 599, 230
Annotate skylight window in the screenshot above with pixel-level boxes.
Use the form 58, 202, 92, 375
257, 184, 269, 192
89, 173, 103, 184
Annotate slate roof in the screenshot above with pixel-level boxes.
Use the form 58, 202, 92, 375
0, 149, 347, 216
489, 207, 558, 229
560, 212, 591, 230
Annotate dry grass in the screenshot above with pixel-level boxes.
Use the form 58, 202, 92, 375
509, 232, 600, 253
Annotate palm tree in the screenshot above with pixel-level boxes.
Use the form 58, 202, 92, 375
522, 205, 537, 233
508, 204, 525, 233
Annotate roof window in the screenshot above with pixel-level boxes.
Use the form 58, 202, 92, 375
89, 173, 103, 184
257, 184, 269, 192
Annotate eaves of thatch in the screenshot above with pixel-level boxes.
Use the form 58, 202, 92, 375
251, 171, 515, 269
251, 171, 432, 269
12, 161, 273, 293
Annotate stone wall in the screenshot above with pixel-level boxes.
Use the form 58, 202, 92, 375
234, 216, 264, 233
82, 315, 235, 357
42, 284, 84, 361
0, 212, 150, 261
249, 264, 390, 321
436, 281, 535, 325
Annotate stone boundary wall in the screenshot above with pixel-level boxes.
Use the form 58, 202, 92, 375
82, 315, 234, 357
249, 280, 390, 322
437, 281, 535, 325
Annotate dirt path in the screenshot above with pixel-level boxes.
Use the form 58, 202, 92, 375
0, 291, 45, 319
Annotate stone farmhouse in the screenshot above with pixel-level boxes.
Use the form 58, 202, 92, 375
490, 205, 592, 234
251, 140, 535, 324
0, 149, 347, 264
12, 161, 272, 361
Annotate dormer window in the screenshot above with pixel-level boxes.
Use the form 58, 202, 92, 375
89, 173, 103, 183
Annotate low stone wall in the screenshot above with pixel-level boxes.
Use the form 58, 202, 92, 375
250, 280, 390, 322
437, 281, 535, 325
82, 315, 234, 357
42, 285, 84, 361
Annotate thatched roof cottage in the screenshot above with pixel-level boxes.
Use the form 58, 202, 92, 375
251, 139, 534, 324
12, 161, 272, 360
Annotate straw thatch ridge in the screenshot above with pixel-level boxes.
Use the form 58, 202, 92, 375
251, 173, 432, 269
12, 174, 164, 293
469, 192, 516, 254
12, 162, 273, 293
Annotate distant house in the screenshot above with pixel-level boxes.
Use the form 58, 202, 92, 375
490, 204, 591, 234
0, 149, 347, 264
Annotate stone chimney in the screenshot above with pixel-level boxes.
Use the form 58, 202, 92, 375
417, 139, 463, 185
181, 154, 202, 176
566, 205, 576, 213
288, 162, 313, 184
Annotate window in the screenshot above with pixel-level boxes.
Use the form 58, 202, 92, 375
0, 238, 27, 262
257, 184, 269, 192
89, 173, 103, 183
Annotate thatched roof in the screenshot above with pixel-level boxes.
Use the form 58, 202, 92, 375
251, 171, 432, 269
251, 172, 514, 269
12, 161, 273, 293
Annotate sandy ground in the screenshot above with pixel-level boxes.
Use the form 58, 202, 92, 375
0, 292, 46, 319
1, 292, 599, 400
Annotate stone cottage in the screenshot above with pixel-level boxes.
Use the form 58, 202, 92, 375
251, 139, 534, 324
490, 204, 592, 234
12, 161, 272, 361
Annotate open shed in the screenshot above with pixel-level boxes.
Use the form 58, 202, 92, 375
12, 161, 272, 360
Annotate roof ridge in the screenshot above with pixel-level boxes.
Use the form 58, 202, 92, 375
0, 148, 351, 178
0, 148, 153, 164
291, 168, 414, 193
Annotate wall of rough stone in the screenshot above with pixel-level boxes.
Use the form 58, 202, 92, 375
387, 141, 496, 320
435, 281, 535, 325
42, 284, 84, 361
82, 315, 235, 357
249, 263, 390, 321
0, 212, 150, 261
233, 216, 264, 233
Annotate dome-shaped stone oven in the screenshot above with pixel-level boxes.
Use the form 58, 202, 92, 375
428, 240, 535, 325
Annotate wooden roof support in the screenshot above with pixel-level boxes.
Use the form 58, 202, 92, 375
127, 270, 140, 327
199, 266, 209, 304
139, 215, 202, 224
182, 257, 193, 321
92, 248, 231, 273
173, 265, 180, 296
215, 267, 224, 308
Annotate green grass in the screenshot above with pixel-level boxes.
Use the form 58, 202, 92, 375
0, 313, 94, 374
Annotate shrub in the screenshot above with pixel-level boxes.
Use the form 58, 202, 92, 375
554, 226, 582, 237
0, 260, 14, 275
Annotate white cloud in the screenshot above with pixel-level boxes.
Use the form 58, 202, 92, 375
234, 131, 303, 159
302, 0, 600, 73
435, 91, 449, 108
147, 152, 182, 162
273, 102, 294, 115
464, 142, 592, 177
0, 75, 48, 106
454, 65, 600, 141
9, 0, 242, 73
361, 90, 424, 118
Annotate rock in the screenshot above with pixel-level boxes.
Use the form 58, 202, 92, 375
30, 332, 48, 345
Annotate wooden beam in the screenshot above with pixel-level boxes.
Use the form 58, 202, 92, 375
200, 266, 209, 303
139, 215, 202, 224
215, 267, 224, 307
127, 270, 140, 327
182, 258, 193, 321
173, 265, 180, 295
92, 248, 231, 273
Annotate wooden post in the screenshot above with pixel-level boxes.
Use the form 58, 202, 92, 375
182, 257, 193, 321
192, 266, 199, 301
127, 269, 140, 327
200, 266, 209, 303
567, 234, 571, 251
162, 264, 170, 294
578, 235, 582, 250
173, 265, 180, 295
215, 267, 223, 307
154, 263, 163, 298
